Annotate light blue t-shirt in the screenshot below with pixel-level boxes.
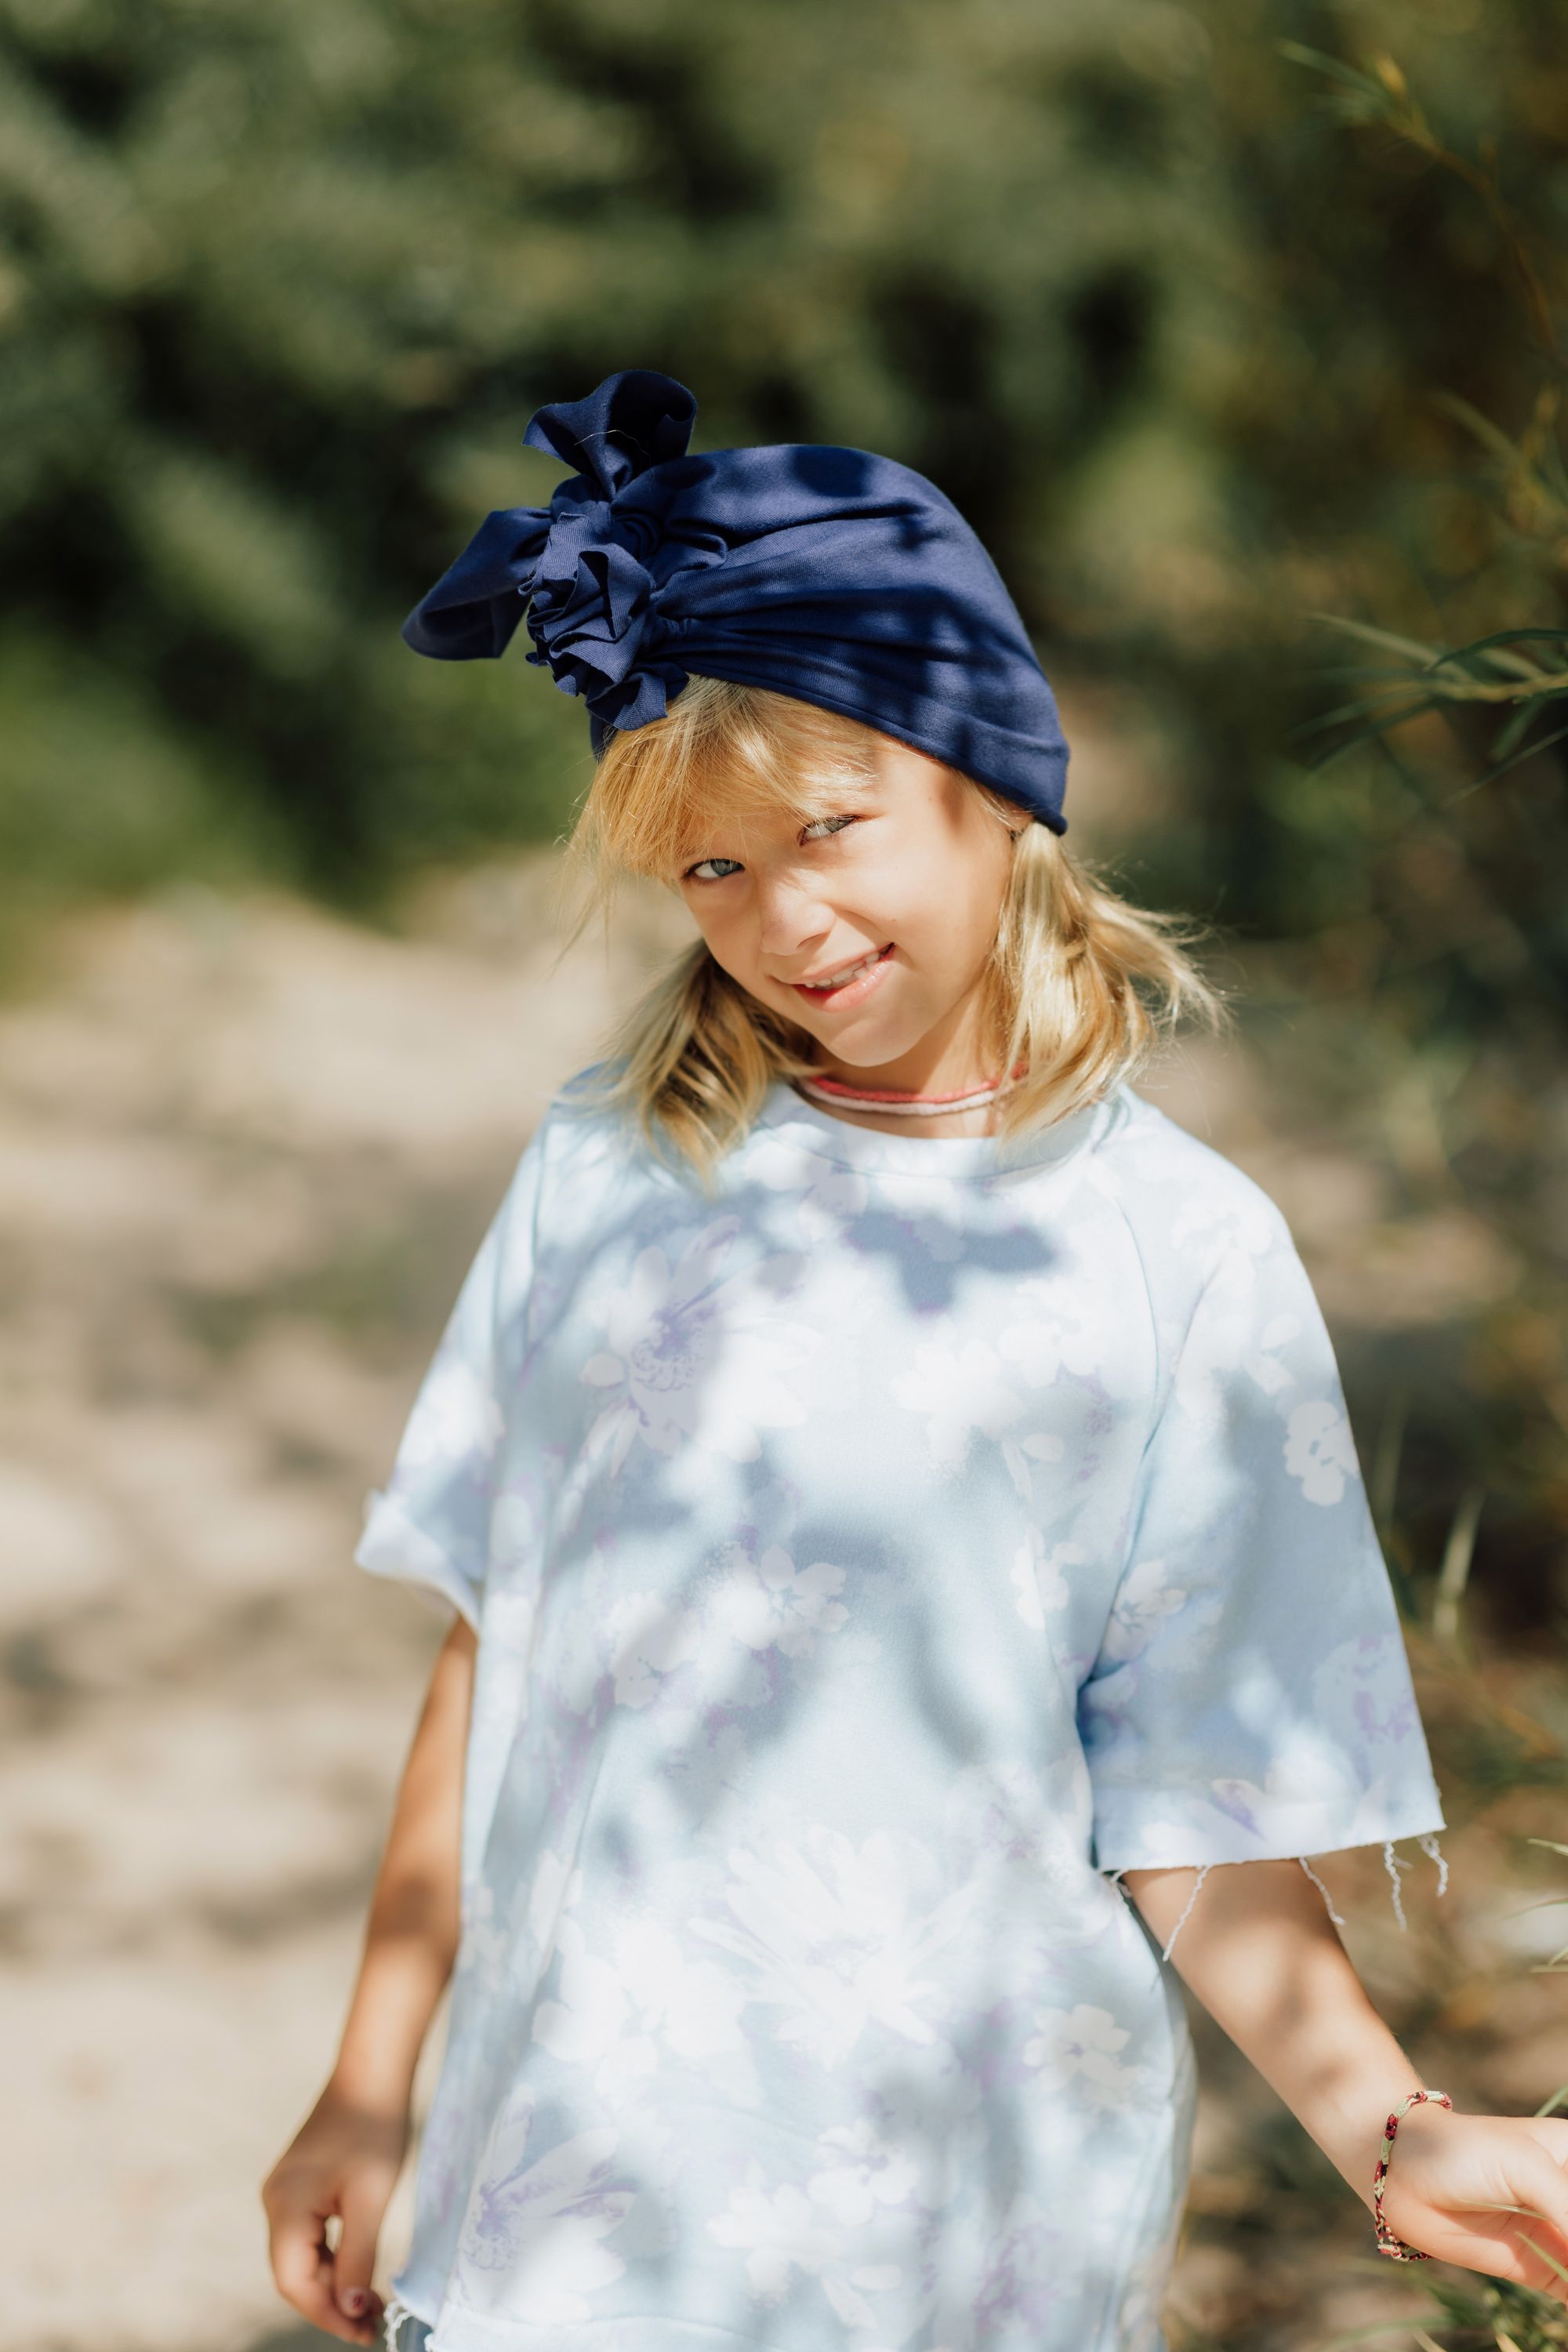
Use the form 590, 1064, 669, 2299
358, 1070, 1445, 2352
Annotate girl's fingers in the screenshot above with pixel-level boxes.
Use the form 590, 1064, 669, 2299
268, 2203, 345, 2333
267, 2195, 382, 2345
1523, 2115, 1568, 2162
1404, 2213, 1560, 2303
1504, 2145, 1568, 2299
334, 2175, 393, 2328
1493, 2220, 1568, 2306
1413, 2145, 1568, 2303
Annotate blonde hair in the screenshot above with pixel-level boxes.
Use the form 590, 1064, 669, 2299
549, 677, 1222, 1190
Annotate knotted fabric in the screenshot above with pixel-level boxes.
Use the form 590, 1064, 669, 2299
402, 369, 1070, 831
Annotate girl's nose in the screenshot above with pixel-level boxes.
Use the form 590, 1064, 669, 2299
755, 872, 836, 958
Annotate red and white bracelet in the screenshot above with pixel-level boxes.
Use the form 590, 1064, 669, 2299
1373, 2088, 1452, 2260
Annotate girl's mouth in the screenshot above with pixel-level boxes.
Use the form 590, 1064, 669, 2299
789, 942, 895, 1010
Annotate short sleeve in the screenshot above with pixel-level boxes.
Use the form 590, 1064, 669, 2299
1079, 1203, 1446, 1872
354, 1123, 547, 1632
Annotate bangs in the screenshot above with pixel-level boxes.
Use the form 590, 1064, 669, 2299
583, 678, 882, 884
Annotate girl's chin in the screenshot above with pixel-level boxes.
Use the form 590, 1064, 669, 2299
803, 1023, 930, 1075
789, 990, 935, 1056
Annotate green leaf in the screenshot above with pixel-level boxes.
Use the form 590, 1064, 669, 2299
1276, 42, 1388, 100
1430, 388, 1544, 470
1443, 720, 1568, 804
1490, 700, 1549, 761
1301, 702, 1439, 771
1308, 614, 1447, 665
1287, 684, 1445, 741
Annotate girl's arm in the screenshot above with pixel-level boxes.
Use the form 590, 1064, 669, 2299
263, 1612, 477, 2346
1123, 1860, 1568, 2301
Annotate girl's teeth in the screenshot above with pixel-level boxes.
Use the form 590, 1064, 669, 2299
812, 950, 882, 991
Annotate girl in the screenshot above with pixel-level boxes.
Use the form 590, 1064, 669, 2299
263, 372, 1568, 2352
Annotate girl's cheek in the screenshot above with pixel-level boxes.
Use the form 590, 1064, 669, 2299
713, 917, 755, 975
684, 898, 728, 955
698, 927, 754, 992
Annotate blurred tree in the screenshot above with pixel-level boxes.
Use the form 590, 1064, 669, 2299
1, 0, 1560, 897
1254, 30, 1568, 1673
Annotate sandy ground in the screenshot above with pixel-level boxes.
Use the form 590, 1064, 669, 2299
2, 851, 1563, 2352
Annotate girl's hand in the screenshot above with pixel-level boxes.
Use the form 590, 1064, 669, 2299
1379, 2105, 1568, 2302
262, 2082, 410, 2344
262, 1617, 473, 2340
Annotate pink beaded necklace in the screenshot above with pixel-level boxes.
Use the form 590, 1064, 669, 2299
793, 1058, 1029, 1120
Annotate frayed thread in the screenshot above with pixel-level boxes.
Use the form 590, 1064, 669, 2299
1383, 1839, 1412, 1932
383, 2297, 419, 2352
1314, 1834, 1449, 1935
1160, 1863, 1212, 1963
1297, 1854, 1348, 1928
1116, 1835, 1449, 1958
1417, 1830, 1450, 1896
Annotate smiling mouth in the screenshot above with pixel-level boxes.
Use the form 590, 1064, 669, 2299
789, 943, 895, 996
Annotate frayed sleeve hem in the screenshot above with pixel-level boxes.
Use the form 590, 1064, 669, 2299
355, 1490, 482, 1635
1105, 1820, 1451, 1961
1091, 1789, 1446, 1876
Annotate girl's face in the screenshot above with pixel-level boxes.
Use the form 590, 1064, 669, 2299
673, 731, 1017, 1080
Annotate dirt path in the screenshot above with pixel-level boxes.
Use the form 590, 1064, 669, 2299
1, 858, 1557, 2352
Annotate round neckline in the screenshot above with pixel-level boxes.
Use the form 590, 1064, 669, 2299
753, 1077, 1123, 1178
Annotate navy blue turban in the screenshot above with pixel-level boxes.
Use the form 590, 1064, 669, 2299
402, 369, 1070, 832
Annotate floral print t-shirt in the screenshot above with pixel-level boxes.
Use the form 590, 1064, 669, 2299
357, 1068, 1446, 2352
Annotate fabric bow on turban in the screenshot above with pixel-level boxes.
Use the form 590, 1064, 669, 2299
401, 368, 1070, 832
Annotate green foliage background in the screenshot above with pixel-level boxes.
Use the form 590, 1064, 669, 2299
2, 0, 1559, 891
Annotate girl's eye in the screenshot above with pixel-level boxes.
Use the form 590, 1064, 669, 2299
684, 855, 745, 884
800, 813, 859, 844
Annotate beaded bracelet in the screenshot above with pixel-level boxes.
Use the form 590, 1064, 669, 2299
1373, 2088, 1452, 2260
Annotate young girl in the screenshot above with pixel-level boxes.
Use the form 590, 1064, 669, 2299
263, 372, 1568, 2352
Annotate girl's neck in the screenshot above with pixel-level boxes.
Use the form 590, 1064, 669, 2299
791, 1091, 1009, 1140
804, 1002, 1011, 1138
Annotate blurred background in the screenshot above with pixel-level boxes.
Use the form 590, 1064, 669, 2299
2, 1, 1566, 2347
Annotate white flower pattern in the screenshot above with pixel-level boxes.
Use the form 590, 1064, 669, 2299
532, 1915, 751, 2098
889, 1331, 1024, 1469
1023, 2003, 1149, 2112
1011, 1528, 1083, 1627
1285, 1399, 1359, 1504
456, 2088, 634, 2319
603, 1589, 704, 1708
691, 1827, 979, 2065
996, 1276, 1106, 1388
708, 1537, 851, 1657
708, 2121, 931, 2340
578, 1218, 820, 1470
397, 1352, 503, 1471
1099, 1555, 1189, 1664
748, 1132, 870, 1238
